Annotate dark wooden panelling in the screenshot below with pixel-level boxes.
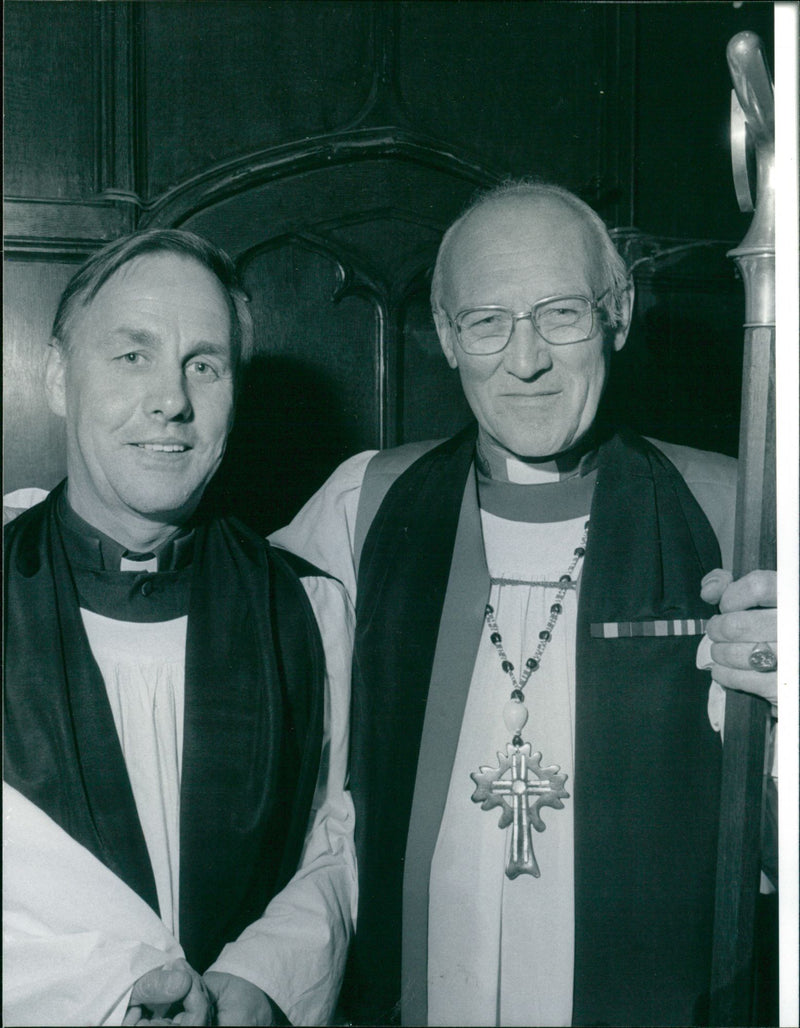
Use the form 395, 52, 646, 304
181, 156, 493, 463
203, 242, 378, 533
141, 1, 374, 196
244, 242, 379, 450
326, 216, 442, 288
395, 2, 613, 194
3, 200, 132, 252
605, 247, 745, 457
4, 0, 770, 517
633, 1, 774, 239
4, 2, 100, 199
144, 142, 493, 236
399, 287, 472, 443
180, 160, 486, 261
98, 2, 139, 196
3, 260, 74, 492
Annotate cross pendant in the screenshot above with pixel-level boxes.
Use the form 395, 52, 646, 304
470, 743, 569, 879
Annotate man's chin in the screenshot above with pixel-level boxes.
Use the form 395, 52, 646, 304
492, 434, 577, 464
118, 489, 203, 526
114, 468, 219, 523
487, 421, 593, 464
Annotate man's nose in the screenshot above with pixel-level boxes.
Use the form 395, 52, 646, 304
502, 316, 553, 379
145, 367, 192, 420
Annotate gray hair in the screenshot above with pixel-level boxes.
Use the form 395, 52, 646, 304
51, 229, 254, 378
430, 179, 631, 331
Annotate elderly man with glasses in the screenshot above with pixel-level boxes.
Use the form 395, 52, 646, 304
272, 180, 777, 1027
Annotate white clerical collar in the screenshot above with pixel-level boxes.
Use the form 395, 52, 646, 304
58, 490, 193, 573
476, 428, 598, 484
505, 457, 561, 484
120, 553, 159, 574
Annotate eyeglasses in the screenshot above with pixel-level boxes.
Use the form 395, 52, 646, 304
448, 291, 609, 355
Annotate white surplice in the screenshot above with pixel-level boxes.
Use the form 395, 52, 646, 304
6, 437, 738, 1028
3, 782, 184, 1028
81, 611, 187, 938
428, 512, 586, 1027
3, 490, 357, 1028
269, 437, 739, 1027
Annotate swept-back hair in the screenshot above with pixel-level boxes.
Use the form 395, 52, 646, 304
430, 178, 631, 331
51, 228, 254, 372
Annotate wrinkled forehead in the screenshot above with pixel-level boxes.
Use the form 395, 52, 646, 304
66, 252, 237, 356
96, 252, 232, 319
441, 198, 601, 308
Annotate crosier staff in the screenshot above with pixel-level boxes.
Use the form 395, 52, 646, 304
709, 31, 775, 1027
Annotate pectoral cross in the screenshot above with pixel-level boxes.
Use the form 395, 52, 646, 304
471, 743, 569, 879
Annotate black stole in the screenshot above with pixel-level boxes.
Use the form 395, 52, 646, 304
348, 426, 723, 1027
4, 483, 324, 973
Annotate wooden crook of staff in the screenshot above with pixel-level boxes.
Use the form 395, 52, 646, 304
709, 30, 776, 1027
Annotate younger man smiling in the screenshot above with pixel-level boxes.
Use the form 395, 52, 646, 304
4, 231, 355, 1026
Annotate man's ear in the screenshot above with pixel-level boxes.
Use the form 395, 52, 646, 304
433, 310, 459, 369
611, 280, 635, 353
44, 342, 67, 417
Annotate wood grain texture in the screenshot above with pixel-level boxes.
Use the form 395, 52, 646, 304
2, 0, 774, 524
2, 260, 74, 492
395, 2, 611, 189
3, 200, 132, 250
710, 324, 776, 1026
710, 690, 771, 1025
202, 241, 379, 533
140, 1, 374, 196
634, 3, 775, 238
4, 2, 100, 199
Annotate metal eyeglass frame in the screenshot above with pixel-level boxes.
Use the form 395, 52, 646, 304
448, 288, 611, 355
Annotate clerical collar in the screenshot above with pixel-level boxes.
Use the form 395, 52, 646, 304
477, 465, 596, 523
475, 429, 598, 523
57, 491, 194, 573
475, 429, 599, 484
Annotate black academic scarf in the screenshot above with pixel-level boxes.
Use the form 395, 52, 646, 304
348, 425, 723, 1027
4, 482, 324, 973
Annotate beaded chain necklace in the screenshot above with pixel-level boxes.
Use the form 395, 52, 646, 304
470, 520, 590, 879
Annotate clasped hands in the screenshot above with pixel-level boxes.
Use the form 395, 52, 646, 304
700, 568, 777, 710
124, 962, 278, 1026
